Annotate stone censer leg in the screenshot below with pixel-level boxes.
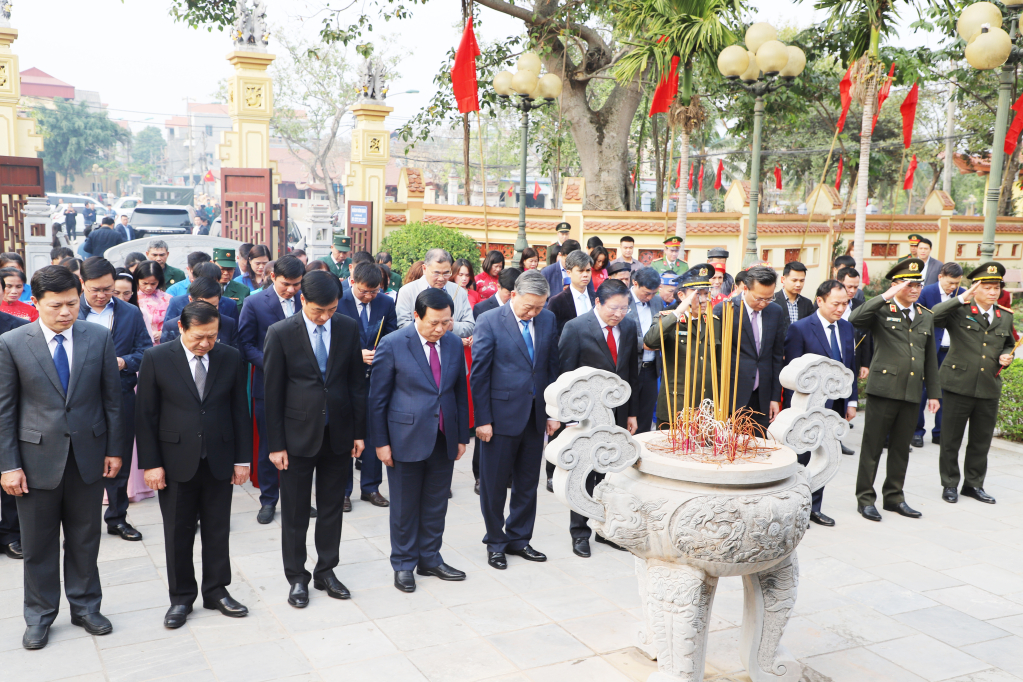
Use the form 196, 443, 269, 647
739, 553, 801, 682
644, 562, 718, 682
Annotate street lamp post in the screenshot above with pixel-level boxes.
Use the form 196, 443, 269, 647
717, 24, 806, 267
493, 54, 563, 263
960, 0, 1023, 263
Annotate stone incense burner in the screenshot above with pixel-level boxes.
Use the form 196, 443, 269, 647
545, 355, 853, 682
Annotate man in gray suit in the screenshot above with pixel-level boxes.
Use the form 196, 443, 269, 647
0, 266, 123, 649
626, 267, 664, 433
393, 248, 474, 340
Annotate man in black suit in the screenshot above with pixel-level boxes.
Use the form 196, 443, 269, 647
136, 302, 253, 628
81, 216, 124, 258
714, 265, 786, 432
836, 267, 872, 378
115, 214, 137, 242
773, 261, 814, 332
263, 270, 367, 608
0, 309, 28, 560
626, 267, 665, 434
161, 277, 239, 349
558, 279, 639, 558
546, 250, 595, 338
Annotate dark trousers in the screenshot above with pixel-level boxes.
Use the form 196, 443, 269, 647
158, 457, 233, 605
17, 453, 103, 626
345, 447, 383, 496
253, 399, 279, 507
938, 390, 998, 489
856, 394, 918, 506
472, 438, 481, 481
916, 348, 948, 438
480, 410, 545, 553
389, 431, 454, 571
280, 426, 348, 585
636, 362, 659, 433
0, 486, 18, 546
570, 472, 603, 540
746, 388, 770, 433
104, 388, 135, 527
796, 451, 824, 513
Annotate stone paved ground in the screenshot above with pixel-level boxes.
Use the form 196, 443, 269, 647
1, 412, 1021, 682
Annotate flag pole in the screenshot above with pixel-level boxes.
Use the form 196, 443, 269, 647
883, 148, 909, 258
799, 125, 841, 258
664, 126, 676, 240
475, 111, 490, 252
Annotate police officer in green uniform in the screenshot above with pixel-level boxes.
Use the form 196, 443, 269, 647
849, 258, 941, 521
546, 222, 571, 266
930, 262, 1015, 505
213, 247, 250, 314
897, 234, 923, 263
650, 236, 690, 276
643, 266, 716, 429
319, 234, 351, 277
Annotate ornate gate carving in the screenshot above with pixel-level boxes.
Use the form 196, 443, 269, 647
220, 168, 288, 256
0, 156, 45, 257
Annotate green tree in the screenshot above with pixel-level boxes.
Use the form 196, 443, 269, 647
32, 99, 128, 190
379, 221, 481, 274
133, 126, 166, 166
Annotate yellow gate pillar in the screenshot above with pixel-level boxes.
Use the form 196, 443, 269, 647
0, 20, 43, 157
344, 99, 393, 253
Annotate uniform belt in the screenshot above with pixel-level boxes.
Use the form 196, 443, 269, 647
641, 361, 657, 369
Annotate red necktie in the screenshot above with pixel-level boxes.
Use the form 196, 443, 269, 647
606, 325, 618, 365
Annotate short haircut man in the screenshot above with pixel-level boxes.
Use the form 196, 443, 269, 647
939, 262, 963, 279
783, 261, 807, 277
620, 236, 635, 245
50, 247, 75, 264
564, 249, 592, 272
186, 251, 212, 271
633, 267, 660, 291
189, 276, 222, 301
352, 261, 382, 289
273, 254, 305, 281
559, 239, 581, 258
498, 266, 520, 292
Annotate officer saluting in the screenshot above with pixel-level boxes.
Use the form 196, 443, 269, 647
930, 262, 1015, 505
849, 258, 940, 522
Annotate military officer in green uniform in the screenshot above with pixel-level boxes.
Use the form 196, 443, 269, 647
319, 234, 351, 278
546, 222, 571, 266
650, 236, 690, 276
849, 258, 941, 521
145, 240, 186, 291
930, 262, 1015, 505
897, 234, 923, 263
643, 266, 716, 429
214, 247, 250, 314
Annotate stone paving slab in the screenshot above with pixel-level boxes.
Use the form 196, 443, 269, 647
0, 413, 1020, 681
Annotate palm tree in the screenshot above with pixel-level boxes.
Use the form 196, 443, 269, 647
614, 0, 741, 244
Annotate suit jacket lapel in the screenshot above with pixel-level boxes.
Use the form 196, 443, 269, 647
203, 345, 222, 402
27, 323, 66, 398
267, 289, 286, 322
738, 300, 760, 358
502, 305, 532, 366
326, 315, 342, 380
587, 312, 615, 368
66, 323, 91, 402
406, 327, 437, 387
809, 317, 830, 354
294, 313, 321, 380
171, 339, 202, 403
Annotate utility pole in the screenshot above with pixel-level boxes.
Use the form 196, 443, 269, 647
943, 76, 956, 195
184, 97, 194, 188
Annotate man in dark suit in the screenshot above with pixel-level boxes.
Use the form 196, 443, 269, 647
337, 262, 397, 510
136, 302, 252, 628
914, 262, 964, 448
558, 279, 639, 558
626, 267, 664, 433
773, 261, 814, 332
165, 262, 239, 322
161, 277, 239, 349
472, 270, 560, 570
783, 280, 859, 528
115, 214, 136, 242
714, 265, 786, 432
81, 217, 124, 258
238, 255, 305, 524
835, 267, 872, 379
916, 237, 944, 287
0, 310, 28, 560
263, 270, 367, 608
545, 250, 595, 338
540, 238, 594, 299
369, 288, 470, 593
77, 257, 153, 542
0, 266, 123, 649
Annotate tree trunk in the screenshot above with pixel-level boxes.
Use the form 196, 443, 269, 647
652, 115, 662, 211
943, 78, 956, 195
852, 78, 877, 269
674, 130, 690, 240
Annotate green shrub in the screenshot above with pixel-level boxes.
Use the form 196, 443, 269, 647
997, 361, 1023, 442
379, 221, 481, 276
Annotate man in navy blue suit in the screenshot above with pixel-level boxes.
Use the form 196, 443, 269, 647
784, 279, 859, 528
369, 288, 470, 593
913, 262, 964, 447
238, 255, 305, 524
164, 263, 239, 322
338, 262, 397, 511
0, 309, 28, 559
78, 257, 153, 541
160, 277, 239, 349
471, 270, 560, 570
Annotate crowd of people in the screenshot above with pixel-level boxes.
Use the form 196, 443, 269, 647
0, 227, 1012, 652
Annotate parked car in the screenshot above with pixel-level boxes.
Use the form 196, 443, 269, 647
209, 215, 304, 250
128, 204, 196, 238
111, 196, 142, 222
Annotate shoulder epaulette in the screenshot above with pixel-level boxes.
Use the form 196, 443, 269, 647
998, 304, 1013, 313
916, 303, 931, 313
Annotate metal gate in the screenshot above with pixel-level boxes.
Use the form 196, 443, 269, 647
0, 156, 45, 256
220, 168, 288, 257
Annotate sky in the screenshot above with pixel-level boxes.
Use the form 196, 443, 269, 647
12, 0, 940, 134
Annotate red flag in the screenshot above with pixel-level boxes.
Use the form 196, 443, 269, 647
1005, 93, 1023, 155
533, 180, 541, 199
451, 17, 481, 114
688, 163, 694, 191
630, 170, 636, 185
871, 62, 896, 134
648, 56, 680, 116
698, 162, 705, 194
903, 154, 918, 190
899, 82, 919, 149
774, 165, 782, 190
203, 170, 215, 183
836, 67, 852, 133
714, 160, 723, 190
507, 185, 514, 198
834, 156, 843, 190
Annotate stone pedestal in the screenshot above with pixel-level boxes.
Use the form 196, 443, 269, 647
0, 27, 43, 158
303, 202, 333, 263
343, 102, 393, 252
22, 196, 51, 279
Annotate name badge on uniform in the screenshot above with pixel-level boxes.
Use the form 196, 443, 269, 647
886, 317, 902, 322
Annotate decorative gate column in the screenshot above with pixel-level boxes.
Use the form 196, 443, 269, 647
0, 9, 43, 158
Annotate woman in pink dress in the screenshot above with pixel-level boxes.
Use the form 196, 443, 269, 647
590, 245, 610, 289
135, 261, 172, 345
475, 250, 505, 300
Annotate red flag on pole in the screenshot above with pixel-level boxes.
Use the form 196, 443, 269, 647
507, 185, 514, 198
698, 162, 705, 194
1005, 93, 1023, 155
903, 154, 918, 190
774, 165, 782, 190
899, 82, 919, 149
834, 156, 843, 190
714, 160, 723, 190
649, 56, 680, 116
533, 180, 541, 200
871, 62, 896, 134
630, 170, 636, 185
688, 163, 694, 191
451, 17, 481, 114
836, 67, 852, 133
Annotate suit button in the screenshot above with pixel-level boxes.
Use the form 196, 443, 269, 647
200, 410, 206, 415
66, 407, 71, 412
883, 370, 887, 374
983, 355, 986, 359
324, 388, 328, 393
982, 368, 985, 371
984, 343, 987, 347
912, 357, 915, 361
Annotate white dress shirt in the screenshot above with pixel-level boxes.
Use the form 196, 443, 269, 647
512, 307, 534, 348
277, 292, 296, 318
356, 300, 372, 320
939, 288, 954, 347
594, 309, 621, 348
895, 301, 916, 322
572, 286, 592, 317
85, 300, 115, 330
180, 338, 209, 381
817, 311, 842, 354
302, 312, 331, 356
632, 291, 655, 362
40, 320, 74, 369
416, 328, 441, 368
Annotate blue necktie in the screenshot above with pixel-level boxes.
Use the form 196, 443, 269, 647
359, 303, 370, 346
828, 323, 843, 362
314, 326, 328, 423
520, 320, 534, 364
53, 333, 70, 394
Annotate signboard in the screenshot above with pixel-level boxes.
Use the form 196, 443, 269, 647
347, 200, 373, 253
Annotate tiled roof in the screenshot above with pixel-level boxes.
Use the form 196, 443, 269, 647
756, 222, 830, 234
424, 214, 558, 231
950, 222, 1023, 233
585, 220, 741, 234
405, 168, 425, 194
384, 214, 407, 224
564, 179, 582, 202
930, 190, 954, 209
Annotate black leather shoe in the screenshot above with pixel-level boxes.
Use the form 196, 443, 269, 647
360, 491, 389, 507
343, 496, 352, 513
310, 506, 317, 518
354, 458, 363, 470
2, 539, 22, 559
394, 570, 416, 592
507, 545, 547, 562
488, 552, 507, 570
203, 595, 248, 617
22, 624, 49, 649
961, 486, 996, 504
71, 612, 113, 635
858, 505, 883, 522
932, 435, 941, 445
546, 477, 554, 493
840, 443, 855, 456
163, 604, 192, 629
417, 562, 466, 581
256, 505, 276, 524
942, 487, 958, 503
911, 435, 925, 448
810, 511, 835, 527
107, 522, 142, 541
288, 583, 309, 608
594, 534, 628, 551
883, 501, 923, 518
572, 538, 591, 557
448, 489, 453, 498
313, 574, 351, 599
474, 480, 480, 495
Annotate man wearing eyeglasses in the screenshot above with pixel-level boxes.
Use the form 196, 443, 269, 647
77, 257, 153, 541
849, 258, 940, 522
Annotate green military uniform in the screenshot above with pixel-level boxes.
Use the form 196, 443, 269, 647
546, 222, 572, 266
650, 236, 689, 276
161, 264, 186, 291
896, 233, 924, 263
319, 235, 351, 278
931, 262, 1015, 502
848, 258, 940, 516
213, 247, 250, 314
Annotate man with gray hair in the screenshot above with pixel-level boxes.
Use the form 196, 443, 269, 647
145, 240, 186, 291
627, 267, 665, 433
470, 269, 560, 570
394, 248, 474, 339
